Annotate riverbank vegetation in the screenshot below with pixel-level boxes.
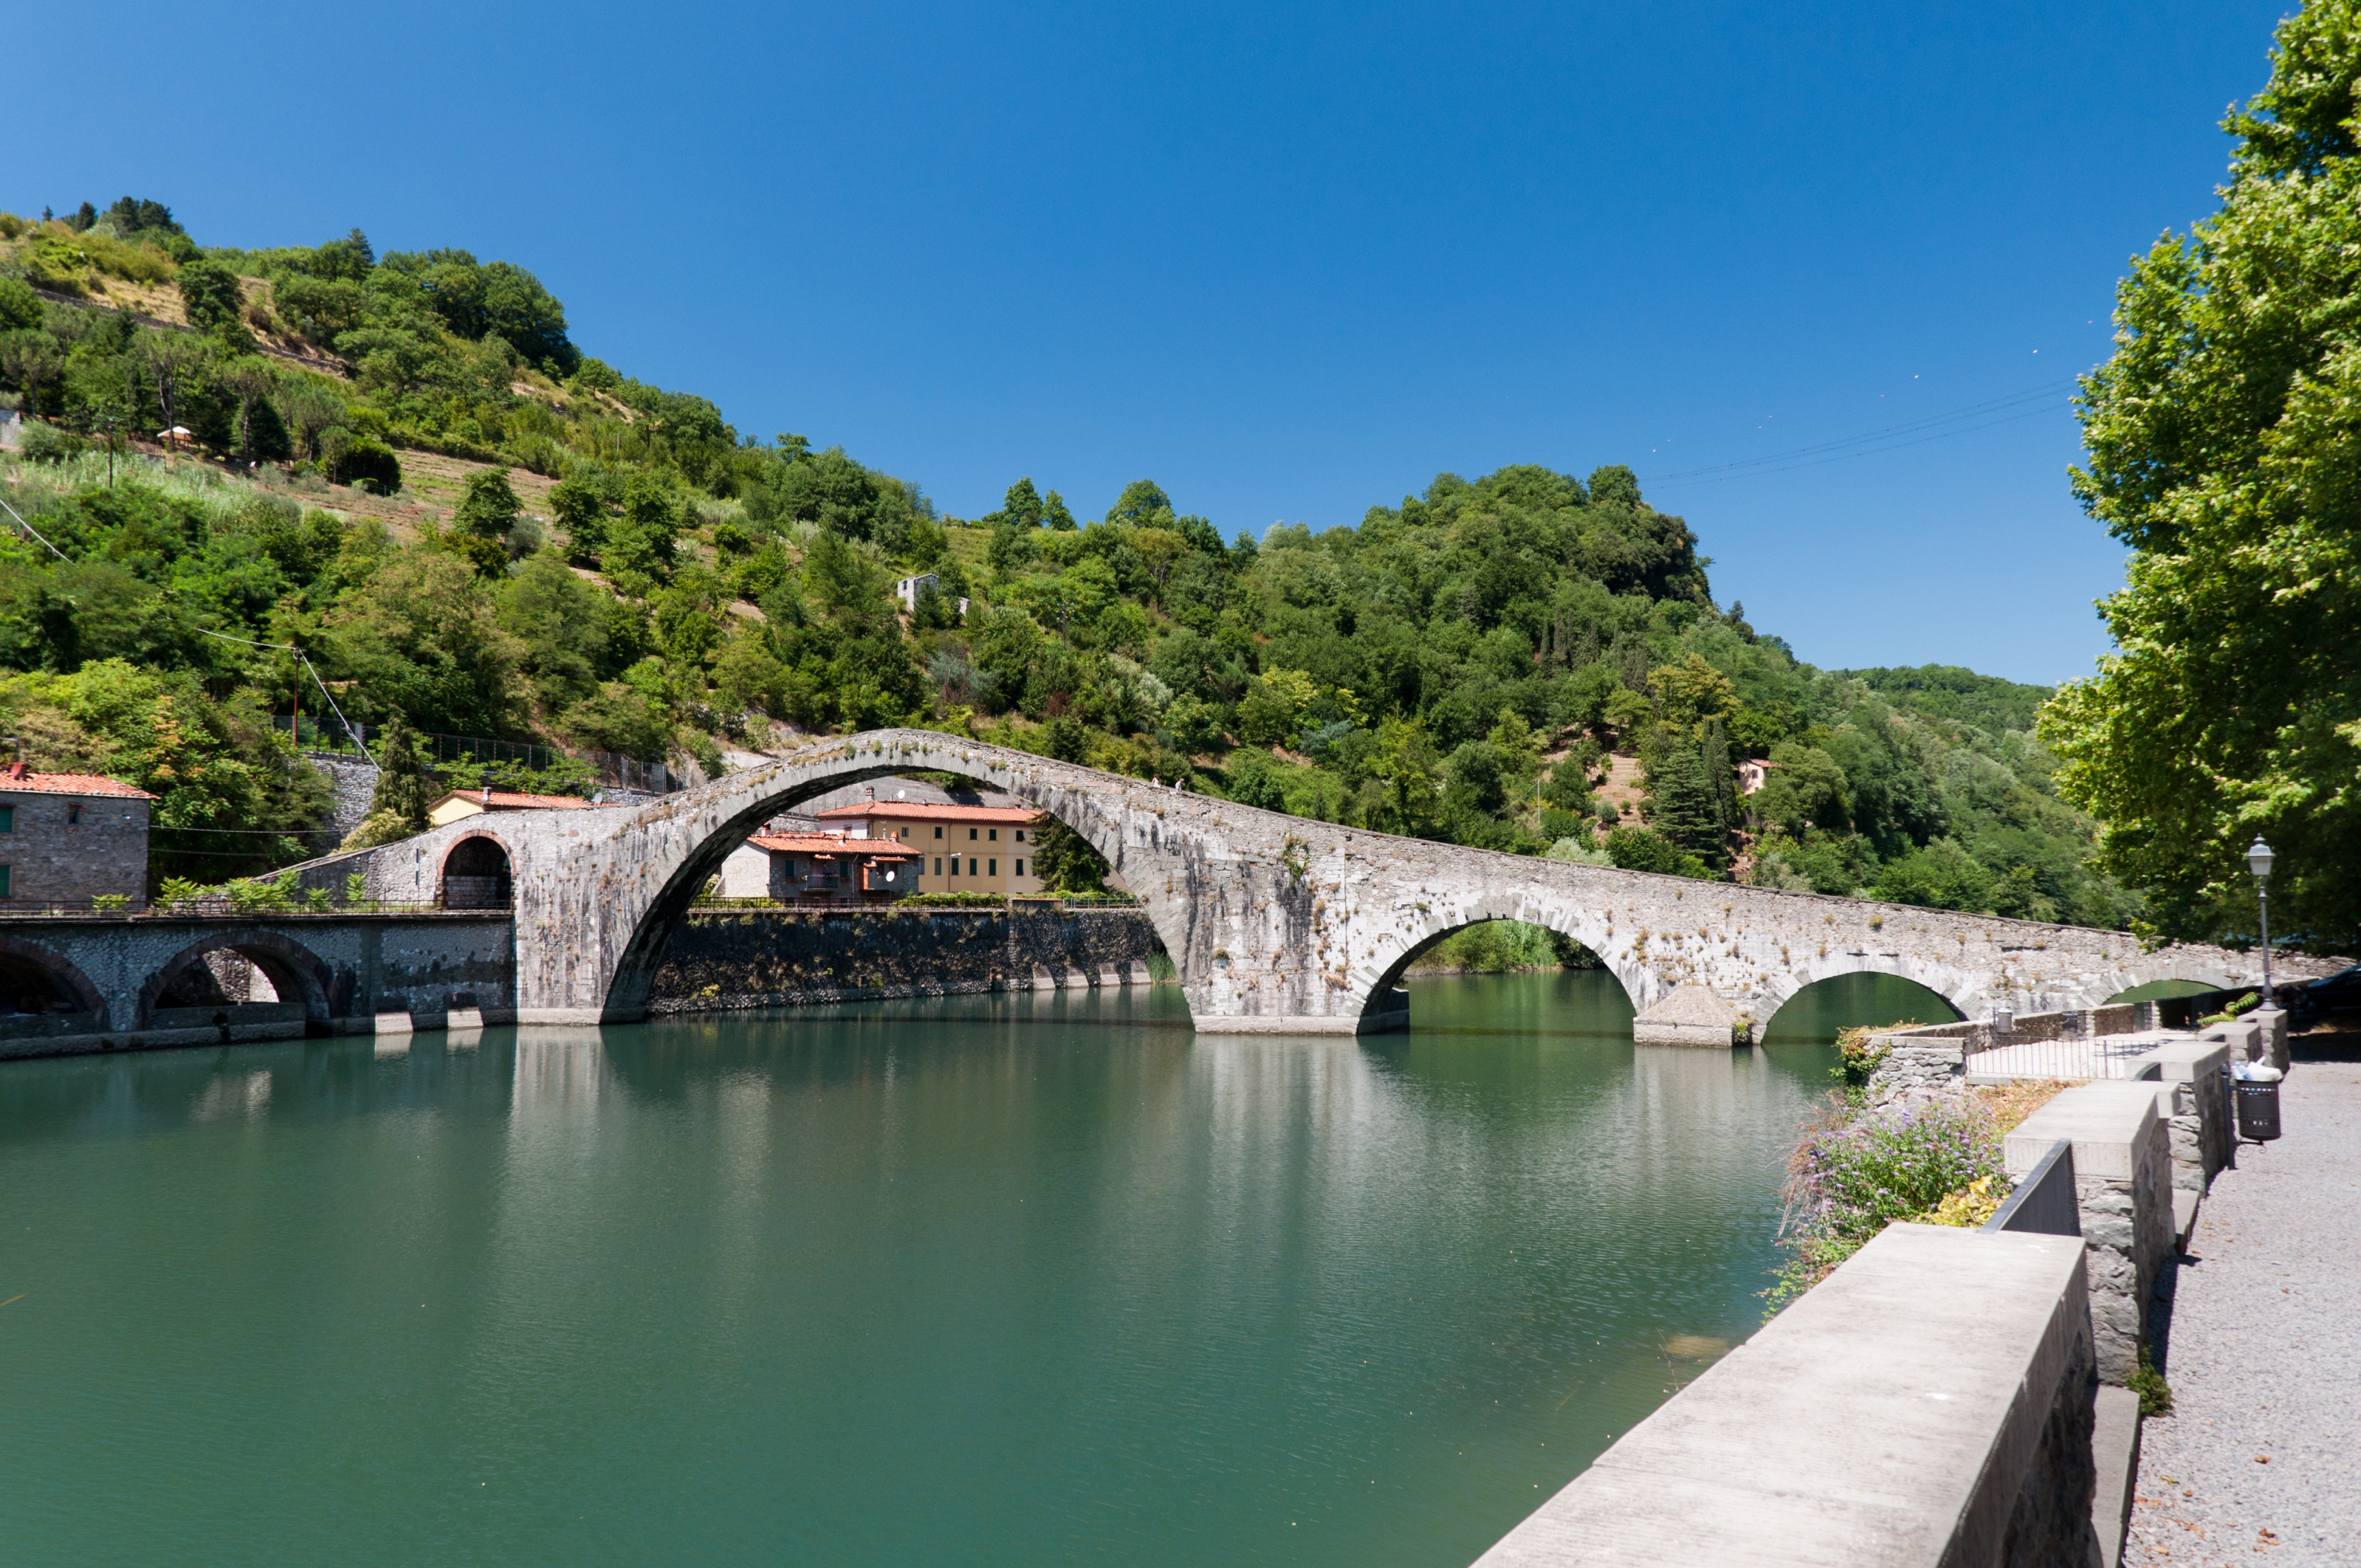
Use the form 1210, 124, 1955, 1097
1770, 1035, 2076, 1309
5, 199, 2117, 917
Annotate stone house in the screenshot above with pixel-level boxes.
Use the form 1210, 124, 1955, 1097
0, 763, 157, 906
715, 830, 923, 904
891, 573, 969, 618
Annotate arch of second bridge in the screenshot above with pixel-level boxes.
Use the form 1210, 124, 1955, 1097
0, 934, 108, 1019
136, 929, 337, 1026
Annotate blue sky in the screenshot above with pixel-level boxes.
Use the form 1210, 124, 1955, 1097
10, 1, 2290, 684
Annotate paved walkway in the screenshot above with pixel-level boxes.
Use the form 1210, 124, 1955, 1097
2126, 1046, 2361, 1566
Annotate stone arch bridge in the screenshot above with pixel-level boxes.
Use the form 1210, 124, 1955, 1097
306, 729, 2297, 1038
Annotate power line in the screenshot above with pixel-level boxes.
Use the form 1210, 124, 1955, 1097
1, 512, 376, 762
0, 491, 72, 561
190, 627, 375, 765
1640, 378, 2080, 491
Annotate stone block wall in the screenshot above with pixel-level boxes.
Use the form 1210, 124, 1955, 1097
0, 791, 149, 904
304, 753, 381, 850
2006, 1082, 2174, 1385
647, 905, 1166, 1012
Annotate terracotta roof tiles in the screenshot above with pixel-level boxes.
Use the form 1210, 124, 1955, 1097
0, 768, 157, 800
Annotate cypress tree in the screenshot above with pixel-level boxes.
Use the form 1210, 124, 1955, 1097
369, 715, 436, 831
1646, 746, 1727, 872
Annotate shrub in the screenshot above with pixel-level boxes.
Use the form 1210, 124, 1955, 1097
331, 435, 402, 493
20, 421, 83, 463
0, 274, 40, 330
1918, 1175, 2003, 1227
1771, 1097, 2005, 1307
1604, 824, 1713, 879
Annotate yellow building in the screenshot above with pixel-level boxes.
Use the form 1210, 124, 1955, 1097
811, 799, 1044, 896
426, 788, 597, 829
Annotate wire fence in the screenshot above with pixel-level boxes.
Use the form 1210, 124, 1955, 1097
267, 716, 677, 794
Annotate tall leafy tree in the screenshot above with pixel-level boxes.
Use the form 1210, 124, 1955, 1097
452, 467, 522, 575
2044, 0, 2361, 950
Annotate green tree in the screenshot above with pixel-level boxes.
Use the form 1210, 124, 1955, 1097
1749, 742, 1850, 839
1029, 813, 1108, 893
366, 713, 435, 832
1873, 837, 1995, 913
1643, 741, 1727, 872
177, 258, 245, 335
548, 475, 610, 558
2043, 0, 2361, 950
452, 467, 523, 575
604, 476, 679, 582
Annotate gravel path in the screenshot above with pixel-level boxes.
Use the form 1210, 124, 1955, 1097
2126, 1046, 2361, 1566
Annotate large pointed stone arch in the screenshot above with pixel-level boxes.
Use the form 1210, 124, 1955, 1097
581, 737, 1172, 1023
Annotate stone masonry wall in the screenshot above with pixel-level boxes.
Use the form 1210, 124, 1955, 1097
2079, 1122, 2175, 1385
1998, 1296, 2101, 1567
648, 905, 1166, 1012
305, 753, 380, 850
0, 791, 148, 904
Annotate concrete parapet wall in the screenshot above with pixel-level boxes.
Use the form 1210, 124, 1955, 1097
1470, 1225, 2098, 1568
2006, 1082, 2174, 1385
645, 906, 1164, 1013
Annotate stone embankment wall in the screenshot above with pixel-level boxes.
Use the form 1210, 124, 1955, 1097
648, 905, 1166, 1012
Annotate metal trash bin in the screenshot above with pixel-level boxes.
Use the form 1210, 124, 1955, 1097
2234, 1077, 2283, 1141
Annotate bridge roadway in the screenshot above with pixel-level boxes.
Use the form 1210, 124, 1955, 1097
298, 729, 2300, 1038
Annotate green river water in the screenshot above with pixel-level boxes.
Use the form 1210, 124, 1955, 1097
0, 969, 1944, 1566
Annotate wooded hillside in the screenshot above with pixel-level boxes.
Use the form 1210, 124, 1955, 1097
0, 197, 2122, 925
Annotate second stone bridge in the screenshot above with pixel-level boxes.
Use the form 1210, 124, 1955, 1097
302, 730, 2297, 1039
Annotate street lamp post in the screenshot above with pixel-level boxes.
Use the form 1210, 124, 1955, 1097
2247, 837, 2282, 1065
2246, 837, 2275, 1000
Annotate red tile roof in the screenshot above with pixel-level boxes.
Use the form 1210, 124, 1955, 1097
814, 801, 1038, 824
750, 833, 919, 858
432, 789, 595, 811
0, 766, 157, 800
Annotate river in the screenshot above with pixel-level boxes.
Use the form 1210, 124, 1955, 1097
0, 970, 1937, 1565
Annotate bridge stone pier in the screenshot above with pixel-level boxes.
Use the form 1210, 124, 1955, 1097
298, 730, 2304, 1039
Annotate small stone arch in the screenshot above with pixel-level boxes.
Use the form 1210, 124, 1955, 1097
138, 930, 336, 1027
0, 935, 106, 1019
1754, 967, 1968, 1043
1350, 891, 1638, 1029
440, 831, 514, 909
2085, 955, 2241, 1007
1753, 949, 1992, 1028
